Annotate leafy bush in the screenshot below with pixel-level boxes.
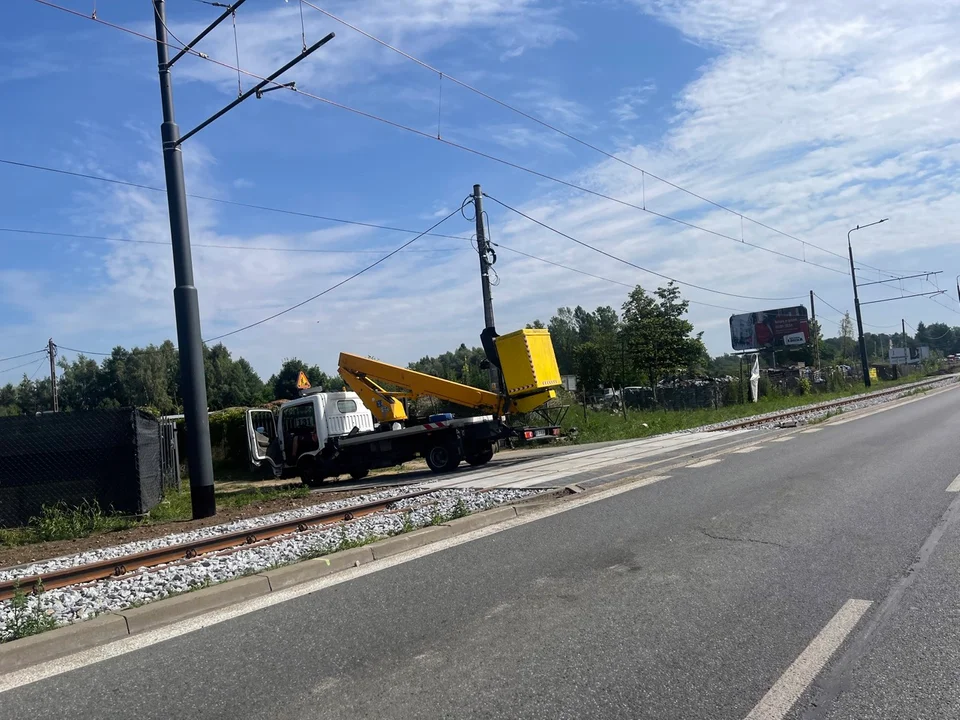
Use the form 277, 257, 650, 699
797, 377, 812, 396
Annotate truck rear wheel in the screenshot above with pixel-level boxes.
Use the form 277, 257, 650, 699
466, 447, 495, 466
425, 442, 462, 473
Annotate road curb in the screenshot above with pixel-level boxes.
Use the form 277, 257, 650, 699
0, 502, 530, 672
0, 612, 129, 675
117, 576, 272, 636
259, 546, 375, 591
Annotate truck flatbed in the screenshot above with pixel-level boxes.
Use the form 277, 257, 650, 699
338, 415, 496, 446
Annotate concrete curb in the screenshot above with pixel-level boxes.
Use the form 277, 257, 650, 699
0, 502, 534, 674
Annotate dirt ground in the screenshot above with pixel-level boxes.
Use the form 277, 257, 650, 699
0, 485, 381, 570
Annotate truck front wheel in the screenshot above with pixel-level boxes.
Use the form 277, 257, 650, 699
298, 456, 324, 488
425, 442, 462, 473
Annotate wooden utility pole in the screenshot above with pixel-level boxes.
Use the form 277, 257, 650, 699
47, 338, 58, 412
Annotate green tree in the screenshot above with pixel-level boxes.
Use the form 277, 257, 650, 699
547, 307, 578, 375
204, 343, 266, 410
57, 355, 103, 411
620, 283, 706, 391
0, 383, 17, 416
839, 312, 854, 361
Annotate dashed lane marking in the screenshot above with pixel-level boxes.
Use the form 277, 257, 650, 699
743, 599, 872, 720
732, 446, 763, 453
946, 473, 960, 493
687, 458, 723, 468
800, 428, 821, 434
769, 437, 794, 443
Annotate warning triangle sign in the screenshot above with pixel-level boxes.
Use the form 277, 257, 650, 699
296, 371, 311, 390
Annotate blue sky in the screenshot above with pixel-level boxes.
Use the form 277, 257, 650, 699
2, 0, 960, 380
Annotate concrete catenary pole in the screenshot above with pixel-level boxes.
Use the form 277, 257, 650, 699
153, 0, 216, 519
473, 184, 498, 390
47, 338, 58, 412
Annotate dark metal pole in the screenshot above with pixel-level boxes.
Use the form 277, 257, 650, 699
739, 355, 744, 404
473, 184, 498, 390
154, 0, 215, 519
848, 229, 871, 387
809, 290, 820, 371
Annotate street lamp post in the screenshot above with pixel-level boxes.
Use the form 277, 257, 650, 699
847, 218, 889, 387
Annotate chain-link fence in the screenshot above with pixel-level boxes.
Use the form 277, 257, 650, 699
0, 408, 166, 528
623, 381, 726, 411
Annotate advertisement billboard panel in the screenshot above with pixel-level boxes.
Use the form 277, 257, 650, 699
729, 306, 810, 351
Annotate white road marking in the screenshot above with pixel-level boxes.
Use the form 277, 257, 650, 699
687, 458, 723, 468
743, 599, 872, 720
0, 471, 673, 694
769, 437, 794, 443
946, 473, 960, 493
732, 446, 763, 453
426, 430, 748, 489
800, 428, 821, 434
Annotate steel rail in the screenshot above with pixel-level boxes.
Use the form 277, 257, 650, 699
0, 488, 435, 601
707, 375, 955, 432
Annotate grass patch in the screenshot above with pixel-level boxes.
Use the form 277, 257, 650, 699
1, 580, 57, 643
562, 376, 933, 444
146, 484, 310, 524
0, 485, 311, 549
0, 500, 138, 548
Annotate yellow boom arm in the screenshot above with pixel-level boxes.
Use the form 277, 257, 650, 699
339, 329, 562, 424
338, 353, 506, 424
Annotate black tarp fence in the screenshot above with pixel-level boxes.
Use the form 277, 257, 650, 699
0, 408, 166, 528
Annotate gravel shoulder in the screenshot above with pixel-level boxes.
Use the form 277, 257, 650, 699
0, 486, 380, 570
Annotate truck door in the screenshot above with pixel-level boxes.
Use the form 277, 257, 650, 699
245, 409, 282, 476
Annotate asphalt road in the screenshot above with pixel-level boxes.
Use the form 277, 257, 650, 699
7, 385, 960, 719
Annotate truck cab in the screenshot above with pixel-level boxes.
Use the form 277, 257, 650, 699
245, 390, 375, 484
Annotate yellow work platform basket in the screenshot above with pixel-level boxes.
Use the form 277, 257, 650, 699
495, 328, 562, 399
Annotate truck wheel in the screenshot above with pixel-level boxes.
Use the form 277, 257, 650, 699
298, 457, 324, 488
466, 447, 494, 466
426, 442, 462, 473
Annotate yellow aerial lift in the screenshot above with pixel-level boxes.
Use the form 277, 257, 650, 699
246, 329, 563, 486
246, 328, 566, 485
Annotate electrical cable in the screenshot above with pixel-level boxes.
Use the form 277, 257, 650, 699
0, 349, 47, 364
28, 358, 46, 381
0, 159, 471, 242
56, 345, 119, 357
28, 2, 860, 280
484, 193, 806, 302
204, 207, 460, 342
492, 242, 744, 312
299, 0, 928, 280
0, 227, 468, 254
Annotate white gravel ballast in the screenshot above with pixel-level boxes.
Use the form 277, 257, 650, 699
0, 487, 541, 641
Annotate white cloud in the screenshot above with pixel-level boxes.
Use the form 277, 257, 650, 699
166, 0, 573, 96
7, 0, 960, 377
611, 82, 657, 123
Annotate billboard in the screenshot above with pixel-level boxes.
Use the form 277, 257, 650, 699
730, 306, 810, 351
